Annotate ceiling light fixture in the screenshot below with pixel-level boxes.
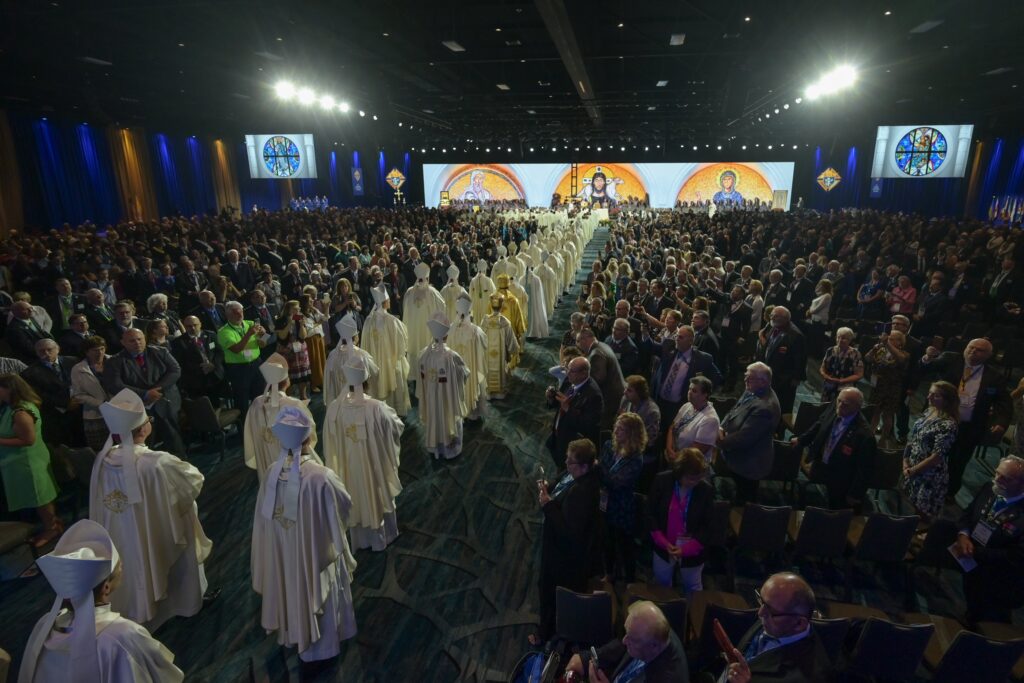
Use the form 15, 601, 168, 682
617, 22, 624, 28
297, 87, 316, 105
358, 110, 365, 117
319, 95, 335, 110
656, 80, 668, 87
496, 83, 510, 91
372, 115, 378, 120
338, 101, 350, 113
442, 40, 466, 52
804, 64, 857, 101
669, 33, 686, 46
274, 81, 295, 99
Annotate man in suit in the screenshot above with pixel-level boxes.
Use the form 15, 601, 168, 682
244, 289, 279, 360
101, 301, 143, 354
718, 286, 753, 389
982, 257, 1021, 322
650, 325, 723, 442
222, 249, 256, 293
920, 337, 1012, 496
891, 315, 922, 443
952, 456, 1024, 624
175, 259, 207, 313
604, 317, 641, 377
545, 357, 603, 470
103, 328, 186, 457
57, 313, 92, 358
191, 290, 227, 333
5, 300, 54, 363
577, 327, 626, 433
764, 270, 788, 308
719, 362, 782, 504
791, 387, 876, 512
716, 573, 837, 683
44, 278, 85, 335
691, 310, 721, 367
644, 280, 673, 320
82, 288, 115, 332
20, 338, 81, 447
171, 316, 227, 405
565, 601, 689, 683
912, 275, 948, 339
785, 265, 816, 320
755, 306, 806, 417
533, 437, 601, 645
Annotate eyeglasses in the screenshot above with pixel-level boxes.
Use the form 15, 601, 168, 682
754, 589, 808, 620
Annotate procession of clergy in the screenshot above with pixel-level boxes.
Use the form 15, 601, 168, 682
17, 209, 596, 682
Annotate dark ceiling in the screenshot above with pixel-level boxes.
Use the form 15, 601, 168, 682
2, 0, 1022, 155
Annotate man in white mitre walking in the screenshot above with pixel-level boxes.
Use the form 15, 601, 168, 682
402, 261, 445, 370
447, 294, 488, 420
323, 313, 379, 406
482, 293, 520, 399
88, 389, 212, 632
252, 407, 357, 668
468, 258, 496, 324
243, 353, 318, 480
440, 263, 467, 322
417, 312, 470, 460
521, 254, 549, 339
323, 356, 403, 551
361, 284, 411, 417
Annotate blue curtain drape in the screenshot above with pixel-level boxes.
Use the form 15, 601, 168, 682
236, 141, 281, 212
377, 150, 387, 198
185, 137, 217, 215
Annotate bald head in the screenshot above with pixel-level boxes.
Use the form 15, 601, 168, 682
964, 338, 993, 367
622, 601, 672, 662
759, 572, 815, 638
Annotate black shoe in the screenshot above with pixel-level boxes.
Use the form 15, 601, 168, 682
203, 588, 222, 605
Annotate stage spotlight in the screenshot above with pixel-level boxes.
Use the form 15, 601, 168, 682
358, 110, 365, 117
716, 145, 722, 150
795, 97, 802, 104
767, 145, 773, 149
792, 144, 798, 149
644, 146, 649, 151
552, 146, 557, 151
442, 148, 447, 153
783, 103, 789, 109
398, 122, 403, 127
274, 81, 295, 99
373, 115, 378, 120
742, 145, 747, 150
319, 95, 335, 110
765, 113, 770, 118
805, 64, 857, 100
507, 147, 511, 152
597, 146, 602, 151
693, 145, 698, 150
338, 101, 350, 113
297, 88, 316, 106
485, 147, 490, 152
774, 108, 779, 114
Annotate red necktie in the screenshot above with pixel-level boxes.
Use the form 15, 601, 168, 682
135, 354, 146, 369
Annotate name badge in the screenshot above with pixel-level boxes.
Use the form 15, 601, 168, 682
243, 348, 256, 360
722, 316, 730, 326
841, 445, 853, 456
208, 342, 216, 350
971, 521, 994, 546
786, 292, 793, 301
292, 342, 303, 353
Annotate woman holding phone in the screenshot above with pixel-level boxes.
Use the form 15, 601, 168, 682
275, 299, 311, 400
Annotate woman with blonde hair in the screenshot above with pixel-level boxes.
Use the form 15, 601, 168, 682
901, 381, 959, 521
598, 413, 646, 582
299, 292, 327, 393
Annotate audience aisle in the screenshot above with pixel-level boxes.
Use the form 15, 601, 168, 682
0, 229, 605, 682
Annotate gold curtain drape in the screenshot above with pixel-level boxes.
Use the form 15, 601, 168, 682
210, 138, 242, 214
107, 127, 159, 222
963, 140, 985, 218
0, 111, 24, 236
280, 179, 297, 206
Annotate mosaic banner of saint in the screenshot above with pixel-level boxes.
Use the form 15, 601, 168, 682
895, 126, 948, 177
263, 135, 302, 178
676, 163, 773, 206
577, 167, 623, 206
443, 166, 525, 203
713, 170, 743, 203
553, 164, 647, 208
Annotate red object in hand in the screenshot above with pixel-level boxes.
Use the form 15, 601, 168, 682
293, 314, 302, 321
560, 671, 583, 683
714, 618, 741, 663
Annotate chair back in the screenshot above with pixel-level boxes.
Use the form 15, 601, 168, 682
555, 587, 614, 646
765, 440, 801, 483
848, 618, 933, 680
854, 513, 920, 562
698, 604, 759, 667
931, 631, 1024, 683
625, 593, 687, 642
793, 507, 853, 560
793, 401, 831, 437
186, 395, 223, 433
704, 500, 732, 548
866, 448, 903, 492
912, 518, 959, 570
810, 617, 851, 663
711, 396, 736, 417
736, 504, 792, 554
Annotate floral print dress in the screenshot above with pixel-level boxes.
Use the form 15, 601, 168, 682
901, 412, 957, 518
820, 345, 865, 403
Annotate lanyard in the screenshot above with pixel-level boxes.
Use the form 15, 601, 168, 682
673, 482, 693, 528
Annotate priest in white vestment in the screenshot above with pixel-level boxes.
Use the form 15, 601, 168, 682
447, 294, 488, 419
507, 240, 527, 281
402, 261, 445, 370
440, 264, 467, 322
468, 258, 496, 324
323, 357, 403, 550
482, 293, 520, 398
416, 313, 470, 459
252, 407, 357, 663
361, 285, 411, 417
490, 244, 516, 281
243, 354, 318, 480
521, 255, 550, 339
536, 251, 560, 315
323, 313, 380, 406
88, 389, 211, 632
19, 520, 184, 683
494, 273, 527, 346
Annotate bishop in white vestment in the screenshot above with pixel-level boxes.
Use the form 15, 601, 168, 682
416, 313, 470, 459
323, 313, 380, 406
536, 251, 560, 315
361, 284, 411, 416
19, 520, 183, 683
521, 255, 549, 339
440, 263, 467, 322
243, 354, 319, 480
323, 357, 403, 551
482, 294, 520, 399
252, 407, 357, 663
447, 294, 488, 419
468, 258, 496, 324
88, 389, 211, 632
402, 262, 445, 370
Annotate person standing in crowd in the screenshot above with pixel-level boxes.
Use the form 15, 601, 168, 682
755, 306, 805, 417
664, 376, 720, 467
818, 327, 864, 404
0, 373, 61, 547
650, 326, 722, 444
299, 292, 327, 393
530, 438, 601, 647
804, 278, 832, 358
952, 455, 1024, 624
275, 300, 312, 400
792, 387, 876, 512
901, 381, 959, 520
576, 327, 626, 434
865, 330, 909, 442
6, 300, 54, 363
891, 314, 923, 443
605, 317, 641, 377
171, 315, 227, 406
218, 301, 268, 415
718, 362, 781, 504
598, 413, 645, 584
71, 336, 111, 451
920, 337, 1011, 496
647, 448, 713, 593
546, 356, 603, 469
617, 375, 661, 453
57, 313, 92, 358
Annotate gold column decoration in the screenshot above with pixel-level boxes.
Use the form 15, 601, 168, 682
211, 137, 242, 214
107, 127, 159, 221
962, 140, 985, 218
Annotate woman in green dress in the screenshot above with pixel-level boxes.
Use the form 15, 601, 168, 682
0, 374, 61, 547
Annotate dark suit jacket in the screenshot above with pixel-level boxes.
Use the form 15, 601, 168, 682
170, 331, 226, 398
590, 630, 690, 683
920, 354, 1012, 439
765, 282, 788, 308
191, 304, 228, 334
20, 356, 76, 410
244, 302, 279, 332
720, 389, 781, 479
100, 319, 143, 354
4, 318, 54, 363
588, 341, 626, 428
731, 624, 837, 683
83, 303, 115, 333
175, 271, 208, 311
548, 377, 603, 463
719, 301, 753, 345
957, 487, 1024, 607
646, 474, 714, 565
223, 260, 257, 292
644, 295, 673, 320
756, 324, 807, 384
798, 411, 876, 507
982, 269, 1022, 306
604, 335, 641, 379
653, 346, 723, 399
540, 468, 601, 591
44, 294, 86, 334
103, 346, 183, 419
786, 278, 816, 318
914, 289, 948, 337
57, 329, 91, 359
693, 327, 721, 365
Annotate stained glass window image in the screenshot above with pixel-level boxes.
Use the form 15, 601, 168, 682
263, 135, 302, 177
894, 127, 947, 177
